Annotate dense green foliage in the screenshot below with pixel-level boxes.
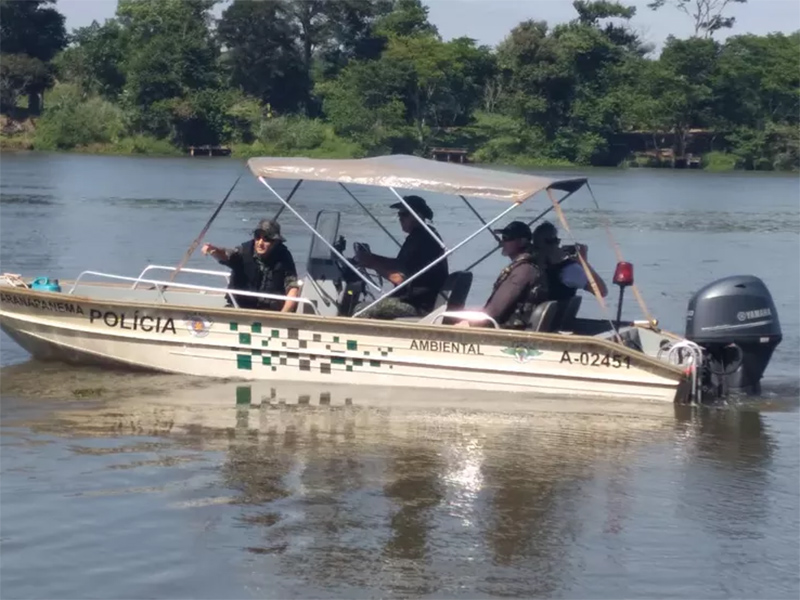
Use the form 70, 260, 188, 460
0, 0, 66, 112
1, 0, 798, 169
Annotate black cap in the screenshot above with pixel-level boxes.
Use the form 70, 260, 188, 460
389, 195, 433, 221
532, 220, 557, 241
255, 219, 285, 241
492, 220, 532, 240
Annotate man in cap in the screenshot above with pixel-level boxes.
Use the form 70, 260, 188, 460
354, 195, 449, 319
457, 220, 548, 329
532, 221, 607, 300
202, 219, 300, 312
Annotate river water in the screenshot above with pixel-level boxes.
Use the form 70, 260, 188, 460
1, 152, 798, 598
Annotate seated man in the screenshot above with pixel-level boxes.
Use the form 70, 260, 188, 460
201, 219, 300, 312
457, 221, 548, 330
354, 195, 449, 319
532, 221, 608, 299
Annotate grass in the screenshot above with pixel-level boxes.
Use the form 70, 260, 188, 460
0, 133, 36, 151
702, 151, 738, 171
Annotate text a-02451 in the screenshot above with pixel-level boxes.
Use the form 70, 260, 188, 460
559, 350, 631, 369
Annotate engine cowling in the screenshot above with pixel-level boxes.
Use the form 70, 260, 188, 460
686, 275, 782, 397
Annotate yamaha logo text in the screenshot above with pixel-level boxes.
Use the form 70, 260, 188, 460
737, 308, 772, 322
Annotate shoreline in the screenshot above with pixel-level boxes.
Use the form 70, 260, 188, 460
2, 137, 797, 174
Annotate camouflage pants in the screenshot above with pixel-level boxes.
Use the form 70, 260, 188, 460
355, 297, 419, 320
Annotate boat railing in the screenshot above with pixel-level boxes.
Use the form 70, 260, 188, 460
67, 271, 320, 314
132, 265, 230, 289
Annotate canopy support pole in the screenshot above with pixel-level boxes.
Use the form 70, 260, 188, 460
258, 177, 381, 292
339, 183, 402, 249
459, 194, 502, 244
272, 179, 304, 221
353, 201, 521, 317
545, 187, 621, 340
585, 181, 657, 326
463, 186, 581, 273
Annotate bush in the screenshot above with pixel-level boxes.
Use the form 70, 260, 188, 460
226, 96, 265, 144
702, 151, 737, 171
115, 135, 180, 155
467, 112, 572, 166
34, 83, 125, 150
0, 53, 53, 112
259, 115, 328, 152
232, 117, 366, 159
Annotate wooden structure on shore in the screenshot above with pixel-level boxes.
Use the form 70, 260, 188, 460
614, 129, 714, 169
430, 147, 469, 163
187, 145, 231, 157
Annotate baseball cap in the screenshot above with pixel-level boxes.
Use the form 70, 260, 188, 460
254, 219, 285, 241
492, 220, 532, 241
389, 195, 433, 221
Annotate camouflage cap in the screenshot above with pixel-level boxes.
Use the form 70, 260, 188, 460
255, 219, 285, 242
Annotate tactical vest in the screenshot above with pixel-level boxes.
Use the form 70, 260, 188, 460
228, 240, 288, 310
546, 259, 578, 302
489, 253, 549, 329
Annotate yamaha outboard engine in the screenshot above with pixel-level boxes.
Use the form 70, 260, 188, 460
686, 275, 782, 399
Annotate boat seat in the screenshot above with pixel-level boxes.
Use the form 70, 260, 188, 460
527, 300, 560, 332
555, 295, 582, 331
379, 272, 473, 324
433, 271, 473, 311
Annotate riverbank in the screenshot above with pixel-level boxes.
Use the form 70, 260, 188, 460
1, 137, 782, 173
3, 103, 797, 172
1, 113, 796, 173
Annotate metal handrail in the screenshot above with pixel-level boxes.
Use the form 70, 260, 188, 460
132, 265, 231, 289
67, 271, 319, 314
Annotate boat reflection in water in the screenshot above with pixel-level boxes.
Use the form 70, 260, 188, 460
0, 360, 780, 597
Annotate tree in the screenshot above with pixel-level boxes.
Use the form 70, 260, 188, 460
0, 54, 52, 111
218, 0, 307, 113
494, 20, 557, 128
383, 35, 493, 147
647, 0, 747, 38
713, 33, 800, 129
0, 0, 66, 112
0, 0, 67, 61
113, 0, 225, 145
492, 2, 645, 164
373, 0, 438, 38
281, 0, 394, 113
54, 20, 126, 100
316, 58, 411, 153
318, 0, 394, 72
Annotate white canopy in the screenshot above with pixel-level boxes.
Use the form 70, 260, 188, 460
247, 154, 587, 203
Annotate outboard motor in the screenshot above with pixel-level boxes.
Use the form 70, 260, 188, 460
686, 275, 782, 398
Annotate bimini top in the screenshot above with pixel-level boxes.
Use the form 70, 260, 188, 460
247, 154, 587, 203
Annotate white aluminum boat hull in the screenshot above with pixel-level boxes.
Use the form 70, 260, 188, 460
0, 286, 689, 403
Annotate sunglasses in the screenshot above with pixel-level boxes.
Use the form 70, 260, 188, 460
253, 229, 274, 241
397, 211, 411, 218
544, 237, 560, 246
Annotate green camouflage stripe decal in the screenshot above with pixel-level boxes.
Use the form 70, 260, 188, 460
230, 321, 394, 372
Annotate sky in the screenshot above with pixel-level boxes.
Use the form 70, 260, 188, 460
56, 0, 800, 54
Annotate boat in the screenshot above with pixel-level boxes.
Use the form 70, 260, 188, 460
0, 155, 783, 404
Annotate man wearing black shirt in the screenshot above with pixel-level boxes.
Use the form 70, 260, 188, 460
354, 195, 449, 319
202, 219, 300, 312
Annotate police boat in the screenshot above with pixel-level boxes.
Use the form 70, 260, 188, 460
0, 155, 782, 404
